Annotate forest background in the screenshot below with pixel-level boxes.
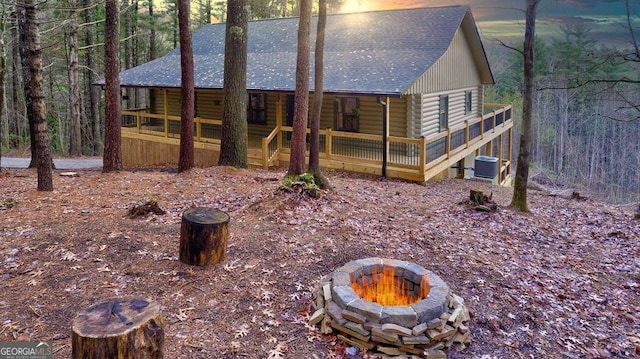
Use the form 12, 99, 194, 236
0, 0, 638, 203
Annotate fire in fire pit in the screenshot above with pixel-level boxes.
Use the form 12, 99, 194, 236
350, 265, 430, 306
310, 258, 471, 358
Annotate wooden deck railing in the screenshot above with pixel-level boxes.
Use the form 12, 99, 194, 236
121, 104, 513, 183
122, 109, 223, 145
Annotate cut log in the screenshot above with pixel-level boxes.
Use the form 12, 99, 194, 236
179, 207, 229, 266
72, 297, 164, 359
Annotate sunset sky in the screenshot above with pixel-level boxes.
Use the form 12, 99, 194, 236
337, 0, 639, 44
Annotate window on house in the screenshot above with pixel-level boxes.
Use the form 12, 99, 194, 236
247, 93, 267, 125
439, 95, 449, 131
464, 91, 472, 115
335, 97, 360, 132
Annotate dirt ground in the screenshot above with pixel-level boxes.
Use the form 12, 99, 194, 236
0, 166, 638, 358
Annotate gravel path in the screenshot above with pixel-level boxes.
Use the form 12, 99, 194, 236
0, 157, 103, 170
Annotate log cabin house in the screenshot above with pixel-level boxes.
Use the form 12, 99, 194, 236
114, 5, 513, 184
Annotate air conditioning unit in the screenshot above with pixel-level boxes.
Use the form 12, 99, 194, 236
474, 156, 499, 179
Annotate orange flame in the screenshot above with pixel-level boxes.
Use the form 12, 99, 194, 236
350, 266, 430, 306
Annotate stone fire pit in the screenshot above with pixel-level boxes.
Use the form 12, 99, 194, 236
309, 258, 471, 358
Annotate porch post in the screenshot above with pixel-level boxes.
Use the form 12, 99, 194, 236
485, 139, 493, 156
276, 94, 283, 151
497, 133, 504, 182
464, 120, 469, 149
377, 96, 390, 179
136, 111, 141, 133
508, 127, 513, 164
419, 136, 426, 180
163, 89, 169, 138
385, 97, 390, 165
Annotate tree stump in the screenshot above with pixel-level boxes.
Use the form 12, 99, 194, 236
179, 207, 229, 266
71, 297, 164, 359
470, 189, 484, 205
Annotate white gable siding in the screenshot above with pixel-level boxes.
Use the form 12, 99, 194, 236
404, 26, 482, 94
404, 24, 486, 138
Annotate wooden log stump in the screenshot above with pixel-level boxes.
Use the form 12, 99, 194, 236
470, 189, 484, 205
72, 297, 164, 359
179, 207, 229, 266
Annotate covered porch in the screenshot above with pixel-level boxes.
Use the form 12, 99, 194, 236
120, 94, 513, 185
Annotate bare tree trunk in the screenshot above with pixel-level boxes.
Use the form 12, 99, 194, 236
308, 0, 329, 188
123, 0, 132, 110
131, 0, 139, 107
171, 1, 177, 48
10, 16, 23, 147
287, 0, 311, 176
205, 0, 211, 24
102, 0, 122, 172
148, 0, 156, 110
23, 0, 52, 190
177, 0, 194, 172
0, 13, 5, 168
149, 0, 156, 60
218, 0, 248, 168
68, 0, 81, 156
83, 0, 101, 155
510, 0, 541, 211
16, 4, 37, 167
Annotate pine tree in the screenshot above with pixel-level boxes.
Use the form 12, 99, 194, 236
218, 0, 248, 168
177, 0, 194, 172
287, 0, 311, 176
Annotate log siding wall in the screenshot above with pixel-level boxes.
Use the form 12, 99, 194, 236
149, 89, 408, 138
419, 86, 482, 137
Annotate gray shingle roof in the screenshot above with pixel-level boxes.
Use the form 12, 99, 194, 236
117, 6, 476, 95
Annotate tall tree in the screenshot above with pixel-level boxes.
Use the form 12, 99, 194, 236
10, 16, 24, 149
68, 0, 81, 156
287, 0, 311, 175
16, 3, 37, 168
218, 0, 248, 168
308, 0, 329, 187
148, 0, 157, 111
510, 0, 541, 211
122, 0, 133, 110
0, 12, 5, 169
23, 0, 53, 190
149, 0, 156, 60
83, 0, 101, 155
177, 0, 194, 172
103, 0, 122, 172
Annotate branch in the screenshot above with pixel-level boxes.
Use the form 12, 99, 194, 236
78, 35, 136, 51
537, 77, 639, 91
78, 42, 103, 51
625, 0, 639, 58
597, 113, 640, 122
492, 37, 524, 56
78, 64, 101, 77
78, 18, 105, 28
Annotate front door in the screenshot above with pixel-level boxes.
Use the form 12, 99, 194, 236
286, 95, 295, 127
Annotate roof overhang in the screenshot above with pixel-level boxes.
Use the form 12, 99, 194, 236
461, 9, 495, 85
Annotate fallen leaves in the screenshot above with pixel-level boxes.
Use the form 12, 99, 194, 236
234, 326, 249, 338
0, 167, 638, 358
267, 343, 288, 359
61, 251, 79, 261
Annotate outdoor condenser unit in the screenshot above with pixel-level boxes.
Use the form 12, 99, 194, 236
474, 156, 499, 179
